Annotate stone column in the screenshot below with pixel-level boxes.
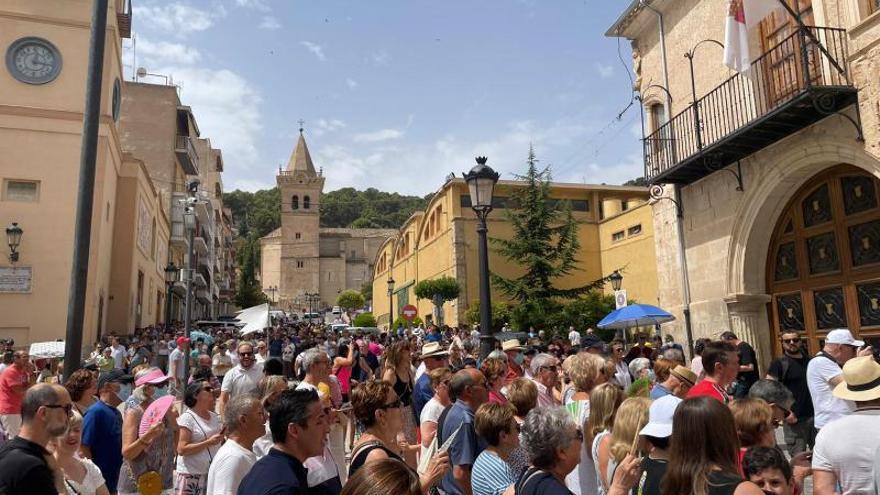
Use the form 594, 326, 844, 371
724, 293, 772, 373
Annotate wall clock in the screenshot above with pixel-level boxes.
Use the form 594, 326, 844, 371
6, 37, 62, 85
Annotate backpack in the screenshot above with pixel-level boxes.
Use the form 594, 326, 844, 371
514, 467, 554, 495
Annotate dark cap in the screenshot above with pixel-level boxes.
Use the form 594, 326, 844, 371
97, 369, 133, 389
582, 334, 605, 350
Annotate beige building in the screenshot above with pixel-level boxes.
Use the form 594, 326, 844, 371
260, 131, 395, 311
372, 178, 657, 327
0, 0, 132, 347
608, 0, 880, 366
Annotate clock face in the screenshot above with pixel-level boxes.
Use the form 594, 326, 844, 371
6, 37, 62, 85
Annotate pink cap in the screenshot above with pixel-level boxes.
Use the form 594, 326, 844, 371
368, 342, 383, 356
136, 368, 172, 387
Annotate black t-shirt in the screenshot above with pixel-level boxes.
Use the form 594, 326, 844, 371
516, 468, 573, 495
737, 341, 759, 388
0, 436, 58, 495
637, 456, 668, 495
767, 354, 813, 419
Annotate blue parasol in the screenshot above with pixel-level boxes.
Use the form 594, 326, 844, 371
597, 304, 675, 330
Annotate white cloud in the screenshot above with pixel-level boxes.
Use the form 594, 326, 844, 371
132, 37, 202, 66
312, 119, 346, 137
300, 41, 326, 61
133, 2, 219, 34
345, 78, 358, 90
595, 63, 614, 78
367, 49, 391, 66
259, 16, 281, 30
155, 66, 264, 175
234, 0, 270, 11
352, 129, 403, 143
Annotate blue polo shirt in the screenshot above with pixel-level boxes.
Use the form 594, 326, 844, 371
440, 400, 487, 495
237, 447, 309, 495
413, 372, 433, 419
81, 399, 123, 493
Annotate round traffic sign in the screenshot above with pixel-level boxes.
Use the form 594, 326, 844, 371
402, 304, 418, 320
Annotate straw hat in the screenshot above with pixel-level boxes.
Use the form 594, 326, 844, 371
421, 342, 449, 358
832, 355, 880, 402
669, 365, 697, 387
501, 339, 525, 352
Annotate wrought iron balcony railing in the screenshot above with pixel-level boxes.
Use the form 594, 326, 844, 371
175, 135, 199, 175
644, 26, 857, 185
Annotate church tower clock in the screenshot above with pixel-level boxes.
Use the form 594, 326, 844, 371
277, 126, 323, 309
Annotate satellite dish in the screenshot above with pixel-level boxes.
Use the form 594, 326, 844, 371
136, 67, 147, 78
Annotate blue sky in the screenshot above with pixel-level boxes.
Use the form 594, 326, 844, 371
125, 0, 643, 194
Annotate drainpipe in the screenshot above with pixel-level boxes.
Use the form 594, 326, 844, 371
640, 1, 672, 115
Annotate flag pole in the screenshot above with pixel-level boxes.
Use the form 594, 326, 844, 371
773, 0, 845, 76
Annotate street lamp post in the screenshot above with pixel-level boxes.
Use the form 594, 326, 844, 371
609, 270, 630, 343
164, 262, 178, 330
387, 277, 395, 331
5, 223, 23, 264
464, 156, 500, 359
182, 179, 199, 381
267, 285, 277, 309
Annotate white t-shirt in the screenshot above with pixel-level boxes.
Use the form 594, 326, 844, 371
420, 397, 445, 425
569, 331, 581, 346
168, 348, 184, 380
807, 353, 855, 428
64, 457, 106, 495
226, 349, 240, 367
812, 409, 880, 494
206, 438, 256, 495
176, 409, 222, 474
111, 345, 127, 369
221, 364, 263, 402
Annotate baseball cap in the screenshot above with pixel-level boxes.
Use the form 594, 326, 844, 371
97, 369, 133, 389
825, 329, 864, 347
176, 336, 191, 347
639, 395, 682, 438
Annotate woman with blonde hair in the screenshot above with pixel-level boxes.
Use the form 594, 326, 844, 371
118, 367, 178, 495
587, 382, 625, 495
51, 411, 110, 495
605, 397, 651, 490
252, 374, 288, 458
729, 398, 776, 465
562, 352, 607, 495
420, 367, 452, 452
382, 340, 418, 466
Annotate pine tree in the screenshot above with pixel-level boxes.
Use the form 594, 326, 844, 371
491, 146, 607, 329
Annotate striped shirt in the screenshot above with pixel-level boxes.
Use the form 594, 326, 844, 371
472, 450, 516, 495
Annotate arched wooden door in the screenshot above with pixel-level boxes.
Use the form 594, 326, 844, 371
767, 165, 880, 355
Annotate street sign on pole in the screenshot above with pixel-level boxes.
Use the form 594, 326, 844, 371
615, 289, 628, 310
401, 304, 418, 321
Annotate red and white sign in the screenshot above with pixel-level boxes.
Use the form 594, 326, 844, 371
402, 304, 418, 320
724, 0, 784, 72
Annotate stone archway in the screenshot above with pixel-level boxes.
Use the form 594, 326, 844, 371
726, 137, 880, 363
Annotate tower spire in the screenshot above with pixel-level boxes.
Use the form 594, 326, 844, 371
286, 123, 316, 175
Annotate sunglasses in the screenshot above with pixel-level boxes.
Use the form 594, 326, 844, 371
239, 352, 254, 357
782, 338, 800, 344
541, 365, 558, 373
45, 403, 73, 416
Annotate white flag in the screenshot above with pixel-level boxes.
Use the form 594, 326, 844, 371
724, 0, 750, 72
743, 0, 786, 28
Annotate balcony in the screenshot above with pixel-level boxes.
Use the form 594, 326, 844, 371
175, 135, 199, 175
170, 193, 188, 248
198, 265, 212, 288
193, 271, 207, 288
193, 235, 208, 256
196, 288, 211, 304
644, 26, 857, 185
117, 0, 132, 38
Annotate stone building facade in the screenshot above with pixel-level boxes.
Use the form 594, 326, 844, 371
259, 131, 395, 311
608, 0, 880, 368
371, 178, 657, 328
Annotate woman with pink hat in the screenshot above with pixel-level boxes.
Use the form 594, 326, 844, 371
118, 367, 178, 495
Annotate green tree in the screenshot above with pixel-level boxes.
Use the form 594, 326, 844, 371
413, 277, 461, 325
360, 281, 373, 304
234, 235, 268, 308
336, 290, 365, 320
623, 177, 648, 187
546, 291, 617, 341
491, 146, 609, 330
464, 300, 512, 332
352, 312, 377, 327
393, 315, 424, 329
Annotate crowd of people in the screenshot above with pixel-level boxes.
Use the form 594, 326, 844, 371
0, 322, 878, 495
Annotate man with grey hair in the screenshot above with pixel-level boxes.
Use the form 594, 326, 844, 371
530, 353, 560, 407
807, 329, 873, 432
440, 368, 489, 495
748, 379, 795, 427
206, 395, 266, 495
661, 347, 686, 367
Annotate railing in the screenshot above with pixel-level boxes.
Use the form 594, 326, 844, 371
644, 26, 851, 182
175, 135, 199, 173
117, 0, 132, 38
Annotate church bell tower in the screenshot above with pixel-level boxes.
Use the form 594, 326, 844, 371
277, 126, 324, 309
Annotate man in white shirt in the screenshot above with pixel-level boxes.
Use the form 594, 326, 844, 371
225, 339, 240, 367
568, 326, 581, 347
168, 337, 189, 395
530, 353, 560, 407
219, 342, 263, 419
110, 337, 127, 370
812, 355, 880, 495
206, 394, 265, 495
807, 329, 873, 430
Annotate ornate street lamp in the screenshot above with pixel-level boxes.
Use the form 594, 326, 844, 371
387, 277, 395, 330
6, 222, 23, 264
164, 262, 178, 329
464, 156, 500, 359
267, 285, 277, 309
609, 270, 623, 291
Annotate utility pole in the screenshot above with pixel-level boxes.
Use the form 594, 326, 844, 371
64, 0, 109, 381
